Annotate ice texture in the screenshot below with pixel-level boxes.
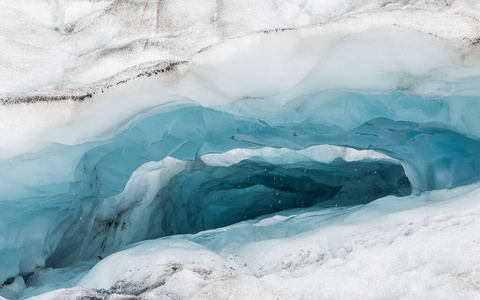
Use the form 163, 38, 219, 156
1, 1, 480, 299
25, 183, 480, 299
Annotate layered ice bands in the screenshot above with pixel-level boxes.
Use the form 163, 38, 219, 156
1, 1, 480, 299
1, 0, 479, 96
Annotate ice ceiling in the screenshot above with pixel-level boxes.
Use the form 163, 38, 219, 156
1, 0, 480, 299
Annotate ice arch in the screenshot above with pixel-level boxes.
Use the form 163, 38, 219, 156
1, 24, 480, 293
2, 102, 480, 283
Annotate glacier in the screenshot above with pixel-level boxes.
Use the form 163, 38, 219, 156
1, 0, 480, 299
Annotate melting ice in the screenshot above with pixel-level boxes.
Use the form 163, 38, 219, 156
1, 0, 480, 299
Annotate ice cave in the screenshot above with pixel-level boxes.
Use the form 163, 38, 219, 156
1, 0, 480, 299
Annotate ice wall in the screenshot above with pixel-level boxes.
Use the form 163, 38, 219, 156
2, 102, 480, 285
1, 2, 480, 298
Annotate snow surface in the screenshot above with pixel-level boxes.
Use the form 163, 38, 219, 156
0, 0, 479, 98
1, 0, 480, 299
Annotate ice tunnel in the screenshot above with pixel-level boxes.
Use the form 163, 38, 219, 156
1, 7, 480, 299
3, 99, 480, 284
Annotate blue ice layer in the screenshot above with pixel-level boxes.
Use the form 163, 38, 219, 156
1, 92, 480, 284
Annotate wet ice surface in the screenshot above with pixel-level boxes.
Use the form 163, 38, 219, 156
20, 183, 480, 299
1, 1, 480, 299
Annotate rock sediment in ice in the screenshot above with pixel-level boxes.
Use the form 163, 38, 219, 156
1, 0, 480, 99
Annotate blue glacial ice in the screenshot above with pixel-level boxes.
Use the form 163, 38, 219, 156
1, 1, 480, 299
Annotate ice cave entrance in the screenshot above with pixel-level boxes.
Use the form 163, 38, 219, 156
43, 143, 412, 270
155, 155, 411, 235
8, 102, 479, 278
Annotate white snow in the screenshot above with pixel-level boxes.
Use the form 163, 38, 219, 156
200, 145, 396, 167
0, 0, 479, 95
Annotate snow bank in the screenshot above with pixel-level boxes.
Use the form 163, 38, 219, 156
1, 0, 478, 94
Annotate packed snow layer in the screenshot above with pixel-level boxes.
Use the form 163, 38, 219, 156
1, 1, 480, 299
1, 0, 480, 97
2, 23, 480, 157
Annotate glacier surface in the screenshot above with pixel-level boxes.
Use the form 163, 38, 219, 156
1, 0, 480, 299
